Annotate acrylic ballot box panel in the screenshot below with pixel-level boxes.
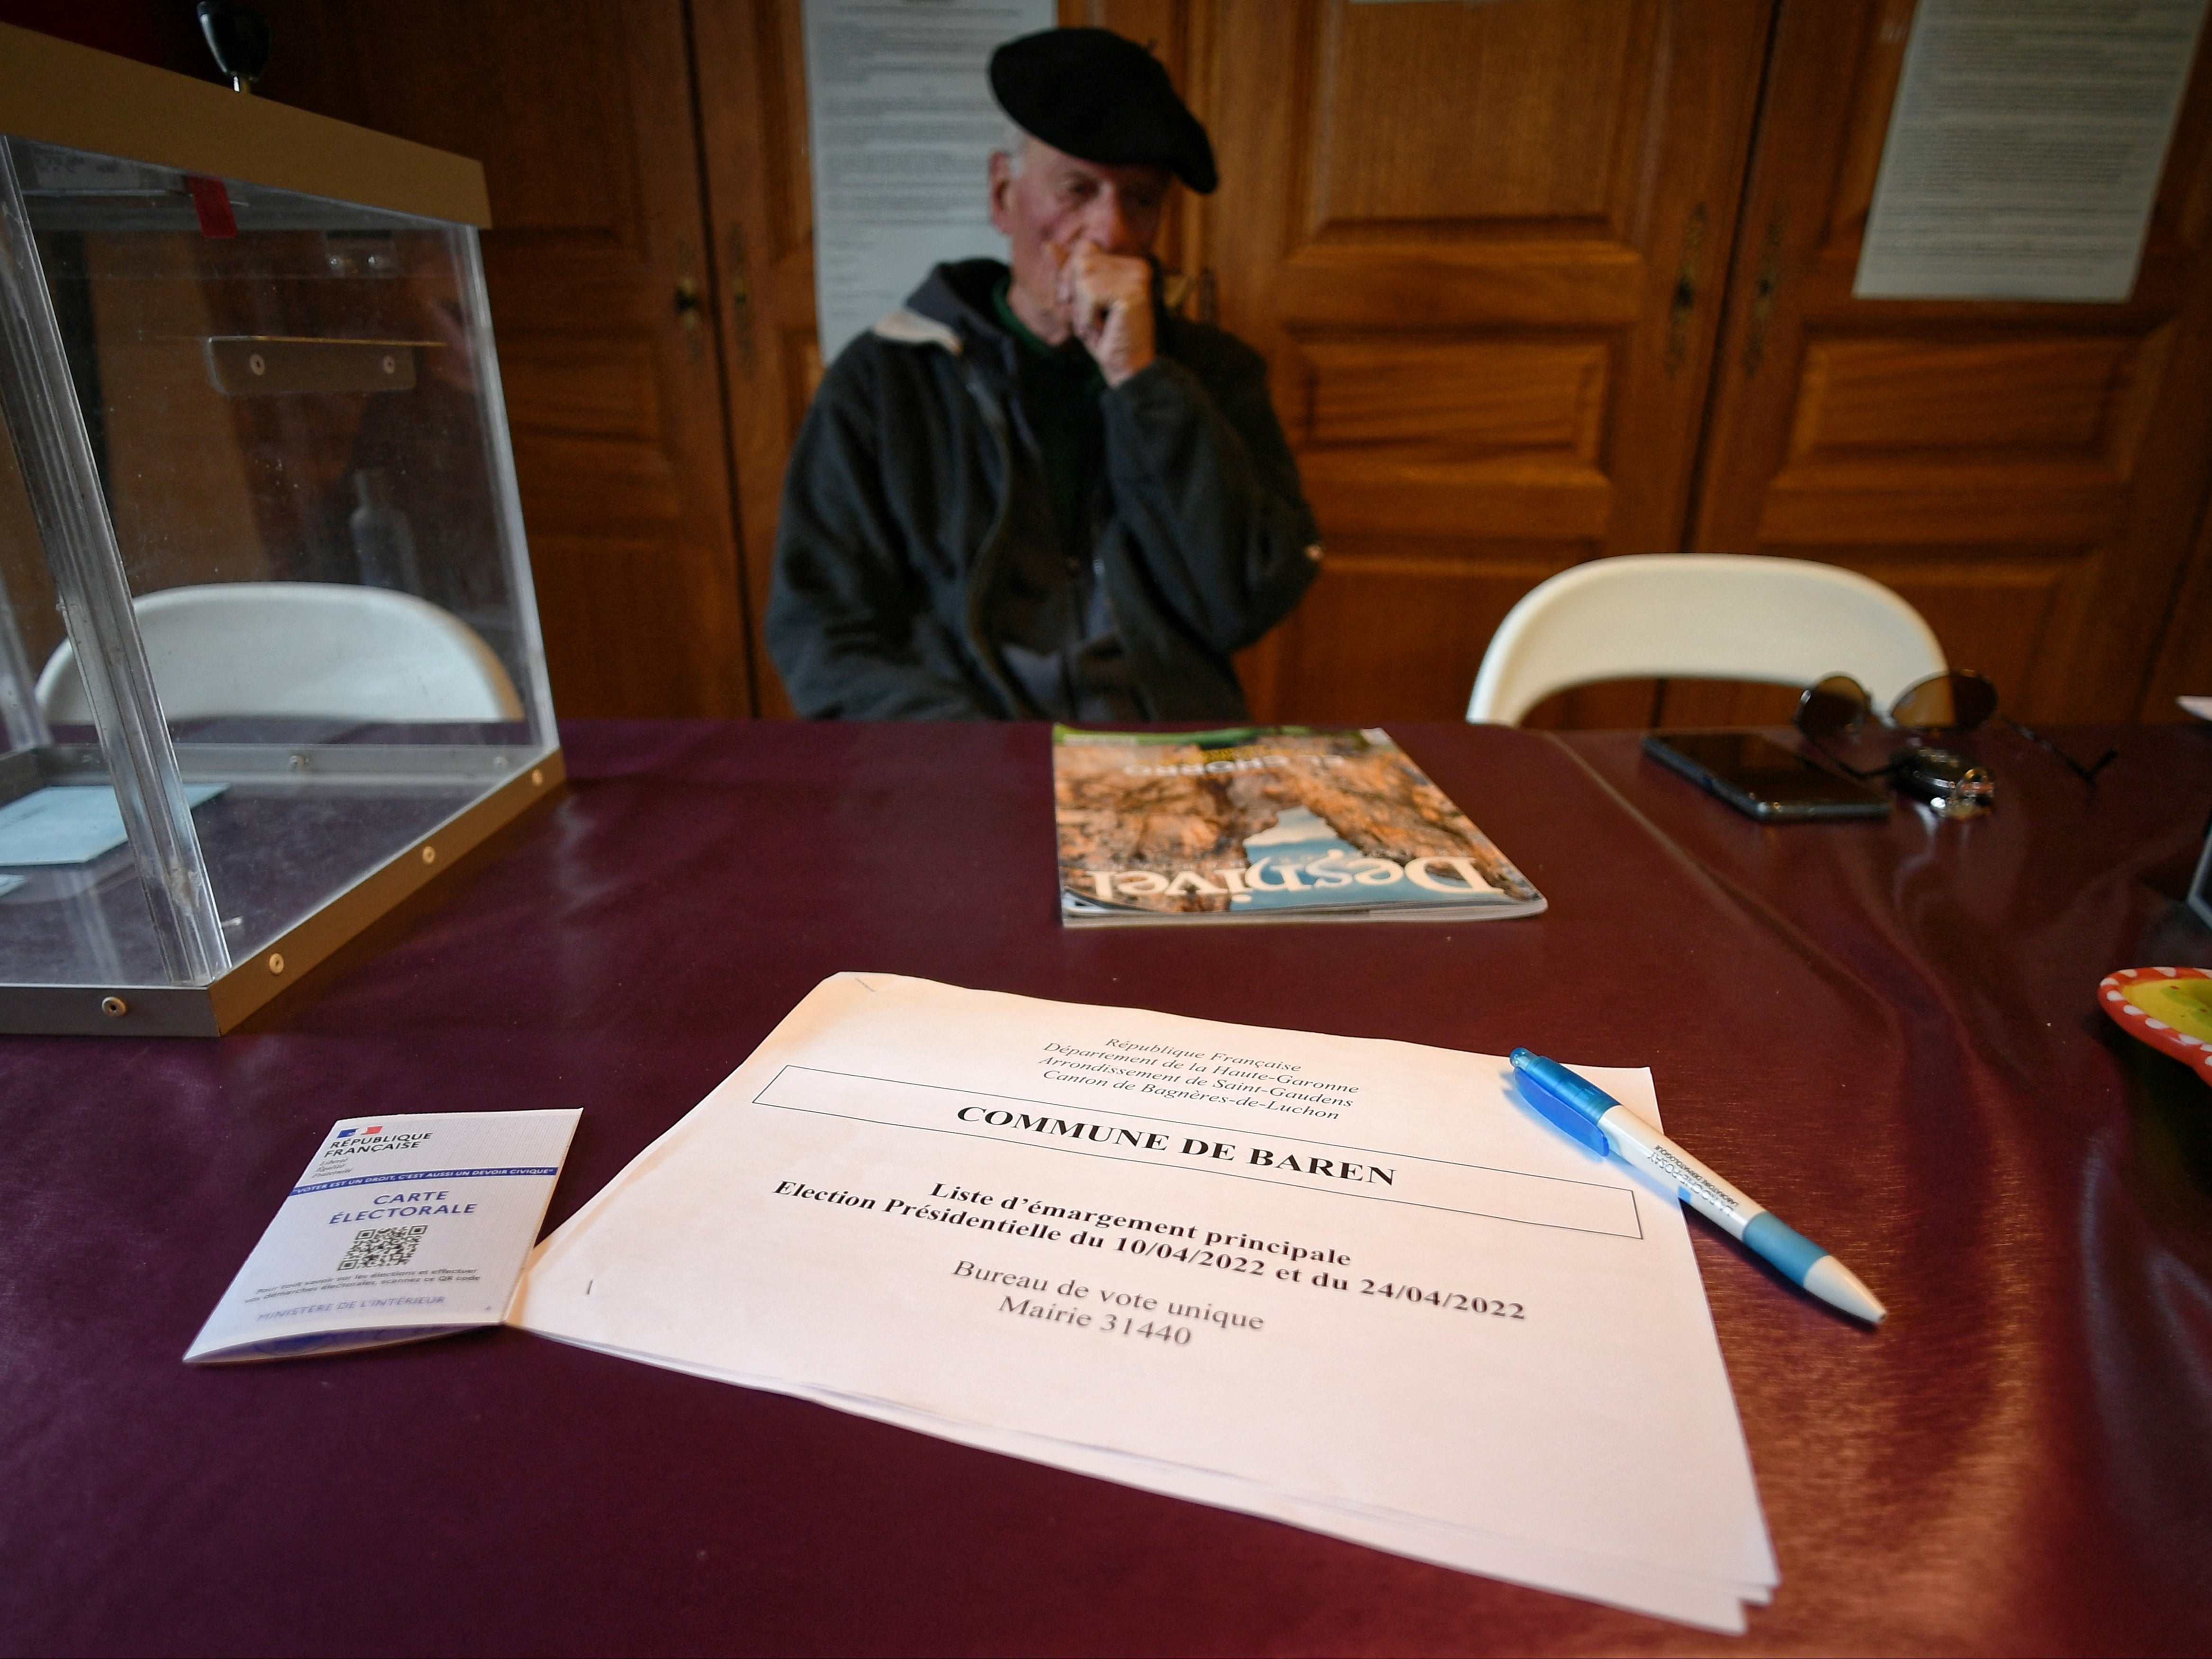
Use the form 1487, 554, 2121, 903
0, 48, 559, 1036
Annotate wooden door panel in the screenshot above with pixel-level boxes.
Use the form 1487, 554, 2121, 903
1762, 327, 2160, 546
1853, 556, 2074, 696
1692, 0, 2212, 725
1208, 0, 1777, 724
692, 0, 816, 719
1278, 549, 1597, 723
505, 431, 685, 528
526, 532, 710, 716
255, 0, 755, 718
2140, 496, 2212, 718
1294, 456, 1613, 541
1305, 0, 1646, 233
496, 338, 671, 448
1298, 338, 1607, 453
1758, 463, 2126, 544
1786, 337, 2141, 454
1272, 250, 1647, 325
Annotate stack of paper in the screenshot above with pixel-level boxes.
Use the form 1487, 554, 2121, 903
511, 975, 1776, 1630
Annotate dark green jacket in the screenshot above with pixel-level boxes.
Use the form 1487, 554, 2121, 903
766, 259, 1320, 720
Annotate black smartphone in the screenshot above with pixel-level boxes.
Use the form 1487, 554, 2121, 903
1642, 731, 1891, 822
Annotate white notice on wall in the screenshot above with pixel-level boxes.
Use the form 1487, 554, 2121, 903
1857, 0, 2208, 302
804, 0, 1053, 364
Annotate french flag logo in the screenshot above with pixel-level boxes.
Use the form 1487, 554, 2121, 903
334, 1126, 385, 1138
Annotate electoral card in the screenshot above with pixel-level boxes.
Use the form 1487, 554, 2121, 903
187, 1109, 579, 1363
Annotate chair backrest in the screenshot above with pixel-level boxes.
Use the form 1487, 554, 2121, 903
36, 582, 524, 724
1465, 554, 1947, 725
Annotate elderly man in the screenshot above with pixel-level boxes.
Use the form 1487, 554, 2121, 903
766, 27, 1320, 721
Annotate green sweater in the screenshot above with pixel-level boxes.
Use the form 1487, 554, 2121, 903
991, 279, 1105, 570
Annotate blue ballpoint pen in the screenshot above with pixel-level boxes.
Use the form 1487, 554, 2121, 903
1509, 1048, 1886, 1323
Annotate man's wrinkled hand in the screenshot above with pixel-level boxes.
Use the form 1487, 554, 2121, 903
1055, 240, 1155, 387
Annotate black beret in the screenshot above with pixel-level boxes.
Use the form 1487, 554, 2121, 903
989, 27, 1217, 195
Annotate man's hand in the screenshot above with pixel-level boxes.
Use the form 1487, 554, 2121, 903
1055, 240, 1155, 387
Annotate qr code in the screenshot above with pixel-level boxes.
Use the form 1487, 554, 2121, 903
337, 1225, 428, 1271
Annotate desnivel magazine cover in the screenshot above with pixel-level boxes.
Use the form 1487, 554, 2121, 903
1053, 725, 1545, 926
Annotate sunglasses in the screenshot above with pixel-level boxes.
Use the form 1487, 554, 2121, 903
1793, 671, 2117, 818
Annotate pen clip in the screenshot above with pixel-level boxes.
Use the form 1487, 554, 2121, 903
1512, 1071, 1613, 1157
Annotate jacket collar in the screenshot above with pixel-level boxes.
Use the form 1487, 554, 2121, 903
873, 259, 1011, 358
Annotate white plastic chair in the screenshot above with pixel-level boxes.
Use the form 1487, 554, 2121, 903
36, 582, 524, 724
1465, 555, 1946, 725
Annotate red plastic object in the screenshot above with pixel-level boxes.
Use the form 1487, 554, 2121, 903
2099, 965, 2212, 1079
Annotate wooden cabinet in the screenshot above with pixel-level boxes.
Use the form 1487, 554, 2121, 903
255, 0, 758, 719
234, 0, 2212, 724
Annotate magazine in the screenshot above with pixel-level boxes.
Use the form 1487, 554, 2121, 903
1054, 725, 1545, 927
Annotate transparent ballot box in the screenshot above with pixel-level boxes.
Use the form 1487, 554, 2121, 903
0, 35, 559, 1035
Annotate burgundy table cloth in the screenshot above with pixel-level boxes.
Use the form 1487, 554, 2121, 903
3, 718, 2208, 1657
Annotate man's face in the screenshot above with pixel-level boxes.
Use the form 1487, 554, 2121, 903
990, 139, 1170, 333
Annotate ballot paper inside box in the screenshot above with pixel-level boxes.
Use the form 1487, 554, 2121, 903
0, 35, 561, 1036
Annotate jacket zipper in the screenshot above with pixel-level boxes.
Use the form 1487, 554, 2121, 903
957, 351, 1031, 717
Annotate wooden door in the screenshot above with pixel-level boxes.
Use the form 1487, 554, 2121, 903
691, 0, 812, 720
2142, 497, 2212, 719
1198, 0, 1777, 726
256, 0, 758, 718
1690, 0, 2212, 726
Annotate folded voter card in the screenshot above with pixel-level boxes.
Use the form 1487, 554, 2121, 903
186, 1109, 579, 1363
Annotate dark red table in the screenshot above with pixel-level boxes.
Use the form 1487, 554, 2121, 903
4, 719, 2209, 1657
